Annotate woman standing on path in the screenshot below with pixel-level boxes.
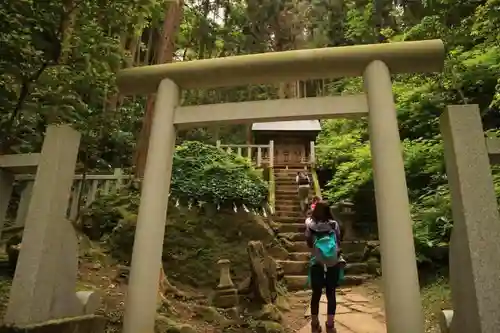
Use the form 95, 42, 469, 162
305, 201, 344, 333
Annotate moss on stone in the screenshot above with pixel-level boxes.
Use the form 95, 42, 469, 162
255, 304, 283, 322
251, 320, 285, 333
155, 315, 196, 333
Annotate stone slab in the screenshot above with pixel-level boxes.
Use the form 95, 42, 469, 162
337, 305, 352, 314
336, 313, 386, 333
343, 293, 369, 303
298, 317, 358, 333
305, 293, 368, 317
348, 304, 380, 314
320, 294, 345, 304
1, 315, 107, 333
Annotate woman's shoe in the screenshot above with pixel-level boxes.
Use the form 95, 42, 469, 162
325, 321, 336, 333
311, 321, 322, 333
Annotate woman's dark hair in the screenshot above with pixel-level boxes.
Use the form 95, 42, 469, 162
311, 200, 333, 222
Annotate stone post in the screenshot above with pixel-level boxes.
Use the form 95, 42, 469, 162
440, 105, 500, 333
213, 259, 238, 308
5, 125, 81, 325
363, 60, 424, 333
0, 169, 14, 237
122, 79, 179, 333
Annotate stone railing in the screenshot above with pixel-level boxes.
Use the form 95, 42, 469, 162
311, 168, 321, 199
2, 168, 130, 237
268, 166, 276, 214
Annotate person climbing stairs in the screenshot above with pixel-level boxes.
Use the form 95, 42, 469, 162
271, 166, 375, 291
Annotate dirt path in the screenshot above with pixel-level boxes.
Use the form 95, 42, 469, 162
286, 286, 387, 333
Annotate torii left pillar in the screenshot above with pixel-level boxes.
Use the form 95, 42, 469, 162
122, 79, 179, 333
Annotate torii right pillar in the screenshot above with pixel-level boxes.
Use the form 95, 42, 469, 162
364, 60, 425, 333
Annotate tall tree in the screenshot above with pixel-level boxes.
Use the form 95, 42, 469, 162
134, 0, 184, 179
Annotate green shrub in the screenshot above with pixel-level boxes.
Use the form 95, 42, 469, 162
171, 141, 267, 208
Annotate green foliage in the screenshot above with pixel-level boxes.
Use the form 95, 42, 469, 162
171, 141, 268, 208
421, 277, 452, 333
315, 0, 500, 265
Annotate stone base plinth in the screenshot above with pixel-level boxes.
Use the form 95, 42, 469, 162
212, 288, 239, 308
0, 315, 106, 333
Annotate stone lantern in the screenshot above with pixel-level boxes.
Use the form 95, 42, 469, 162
212, 259, 239, 309
337, 201, 356, 240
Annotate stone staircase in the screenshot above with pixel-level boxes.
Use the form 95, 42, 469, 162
272, 167, 375, 291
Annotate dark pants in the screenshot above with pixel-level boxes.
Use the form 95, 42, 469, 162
310, 264, 340, 316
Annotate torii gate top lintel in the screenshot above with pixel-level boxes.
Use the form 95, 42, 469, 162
117, 39, 445, 95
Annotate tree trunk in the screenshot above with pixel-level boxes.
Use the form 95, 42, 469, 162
134, 0, 184, 179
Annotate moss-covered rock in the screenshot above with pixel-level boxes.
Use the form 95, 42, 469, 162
155, 315, 196, 333
103, 206, 276, 287
255, 304, 282, 322
251, 320, 285, 333
192, 305, 227, 324
274, 296, 290, 312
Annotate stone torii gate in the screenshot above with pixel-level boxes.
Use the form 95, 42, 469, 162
116, 40, 445, 333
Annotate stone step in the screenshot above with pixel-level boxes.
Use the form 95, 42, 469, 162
289, 252, 368, 265
289, 252, 310, 261
275, 167, 307, 171
276, 195, 300, 206
275, 184, 300, 188
274, 172, 312, 182
274, 177, 301, 182
274, 213, 302, 219
278, 232, 305, 242
278, 261, 372, 276
275, 188, 312, 195
283, 274, 371, 291
343, 251, 365, 262
274, 216, 303, 224
274, 201, 300, 213
275, 192, 300, 199
277, 223, 306, 233
275, 207, 301, 214
276, 168, 308, 173
277, 260, 308, 275
287, 241, 309, 252
341, 241, 368, 254
287, 241, 370, 254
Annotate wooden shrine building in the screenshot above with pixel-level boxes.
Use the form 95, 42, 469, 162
252, 120, 321, 167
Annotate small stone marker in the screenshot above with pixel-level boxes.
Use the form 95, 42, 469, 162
212, 259, 238, 309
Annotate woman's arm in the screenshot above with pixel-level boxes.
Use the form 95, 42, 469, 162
329, 220, 342, 247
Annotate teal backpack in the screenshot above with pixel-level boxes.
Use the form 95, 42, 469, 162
306, 229, 345, 287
